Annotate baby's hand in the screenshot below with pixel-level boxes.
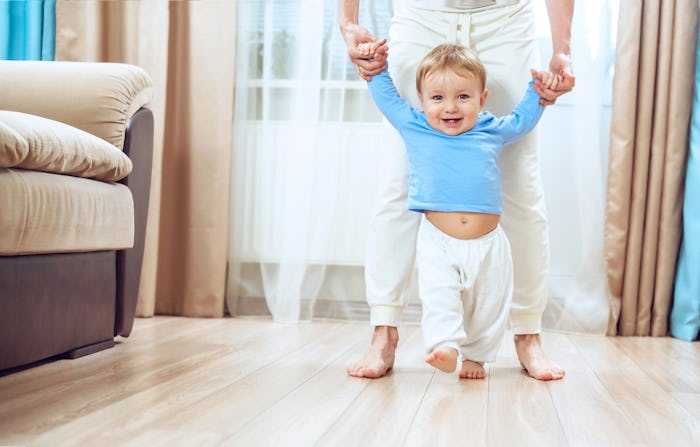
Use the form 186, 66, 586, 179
357, 39, 388, 62
356, 39, 389, 79
530, 68, 563, 89
530, 68, 564, 105
357, 42, 373, 57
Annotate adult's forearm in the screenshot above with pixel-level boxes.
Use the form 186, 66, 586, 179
339, 0, 360, 32
544, 0, 573, 55
338, 0, 387, 78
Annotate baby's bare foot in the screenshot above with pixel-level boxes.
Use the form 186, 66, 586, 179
459, 360, 486, 379
515, 334, 565, 381
425, 347, 459, 373
347, 326, 398, 378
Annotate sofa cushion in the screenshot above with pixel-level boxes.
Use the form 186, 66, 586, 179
0, 168, 134, 255
0, 110, 132, 182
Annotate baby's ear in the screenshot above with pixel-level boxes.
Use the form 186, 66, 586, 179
480, 88, 489, 109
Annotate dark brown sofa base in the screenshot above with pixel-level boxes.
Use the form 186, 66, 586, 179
0, 251, 117, 370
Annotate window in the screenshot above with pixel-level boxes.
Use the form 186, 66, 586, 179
235, 0, 393, 122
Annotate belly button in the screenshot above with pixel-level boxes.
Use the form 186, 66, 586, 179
461, 217, 469, 224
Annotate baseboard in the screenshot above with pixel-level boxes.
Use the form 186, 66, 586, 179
230, 297, 422, 324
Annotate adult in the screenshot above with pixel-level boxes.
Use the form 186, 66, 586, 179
340, 0, 575, 380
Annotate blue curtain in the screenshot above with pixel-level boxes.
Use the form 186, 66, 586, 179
0, 0, 55, 60
671, 23, 700, 342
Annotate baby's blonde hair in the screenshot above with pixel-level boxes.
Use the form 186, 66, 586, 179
416, 44, 487, 94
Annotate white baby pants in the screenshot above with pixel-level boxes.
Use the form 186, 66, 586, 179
417, 219, 513, 362
365, 0, 548, 335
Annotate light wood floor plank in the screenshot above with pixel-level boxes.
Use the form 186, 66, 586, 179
671, 392, 700, 422
155, 322, 364, 437
486, 332, 568, 447
402, 325, 490, 447
0, 317, 226, 397
314, 326, 435, 447
1, 317, 699, 447
610, 336, 700, 394
572, 334, 700, 446
403, 368, 488, 447
220, 335, 373, 446
544, 333, 645, 446
0, 318, 247, 443
25, 320, 345, 446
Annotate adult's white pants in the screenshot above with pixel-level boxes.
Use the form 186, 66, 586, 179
365, 0, 548, 334
417, 219, 513, 362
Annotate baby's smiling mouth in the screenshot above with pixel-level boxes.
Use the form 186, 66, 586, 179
442, 118, 463, 126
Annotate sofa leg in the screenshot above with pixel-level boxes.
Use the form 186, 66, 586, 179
63, 339, 116, 359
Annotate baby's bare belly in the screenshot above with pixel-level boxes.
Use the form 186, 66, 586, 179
424, 210, 499, 240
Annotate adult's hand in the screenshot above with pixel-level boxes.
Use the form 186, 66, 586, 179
533, 52, 575, 105
340, 23, 388, 80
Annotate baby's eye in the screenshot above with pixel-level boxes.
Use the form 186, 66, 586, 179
432, 95, 443, 101
458, 94, 469, 100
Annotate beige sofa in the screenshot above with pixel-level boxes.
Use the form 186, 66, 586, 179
0, 61, 154, 372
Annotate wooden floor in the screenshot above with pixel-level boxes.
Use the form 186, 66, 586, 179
1, 317, 699, 447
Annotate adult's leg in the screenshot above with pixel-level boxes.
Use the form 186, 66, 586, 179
346, 127, 415, 378
348, 3, 446, 378
469, 1, 563, 380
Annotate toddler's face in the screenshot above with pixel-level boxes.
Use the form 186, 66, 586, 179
418, 70, 487, 136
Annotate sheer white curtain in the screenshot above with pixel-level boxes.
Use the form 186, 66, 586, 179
227, 0, 392, 322
227, 0, 616, 333
536, 0, 618, 333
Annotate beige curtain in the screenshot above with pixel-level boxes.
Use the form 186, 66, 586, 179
55, 0, 236, 317
605, 0, 698, 336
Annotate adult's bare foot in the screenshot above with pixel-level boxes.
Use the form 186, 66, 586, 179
514, 333, 564, 381
426, 346, 459, 373
459, 360, 486, 379
347, 326, 398, 378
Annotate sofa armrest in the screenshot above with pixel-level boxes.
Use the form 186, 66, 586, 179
0, 61, 152, 150
115, 107, 154, 338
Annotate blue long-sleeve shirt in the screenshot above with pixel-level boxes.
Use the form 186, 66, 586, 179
367, 69, 545, 214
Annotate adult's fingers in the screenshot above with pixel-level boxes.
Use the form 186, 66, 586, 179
358, 61, 388, 79
357, 57, 387, 72
533, 82, 559, 105
369, 37, 387, 54
555, 72, 576, 93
